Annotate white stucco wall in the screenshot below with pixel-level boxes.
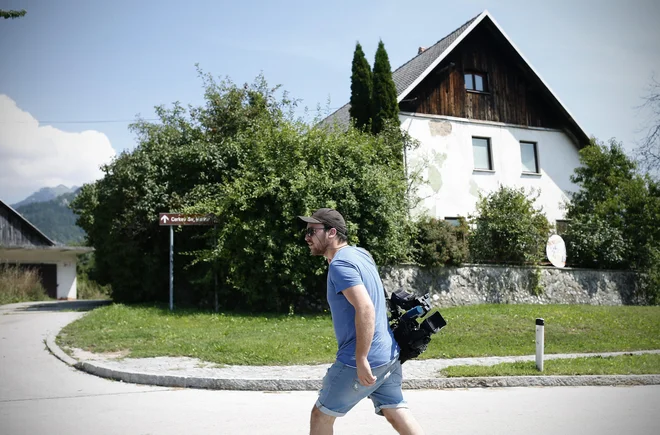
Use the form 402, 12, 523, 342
401, 113, 582, 223
0, 249, 78, 299
57, 259, 77, 299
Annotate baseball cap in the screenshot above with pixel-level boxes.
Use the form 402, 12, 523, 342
298, 208, 347, 236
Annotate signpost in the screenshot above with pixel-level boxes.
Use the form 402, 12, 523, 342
159, 213, 216, 311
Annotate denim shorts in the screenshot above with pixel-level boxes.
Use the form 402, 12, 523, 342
315, 357, 407, 417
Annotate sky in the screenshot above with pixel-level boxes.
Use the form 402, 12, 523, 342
1, 0, 659, 204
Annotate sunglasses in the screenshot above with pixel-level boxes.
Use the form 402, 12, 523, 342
304, 227, 328, 237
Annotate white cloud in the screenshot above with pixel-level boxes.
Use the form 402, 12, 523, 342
0, 95, 116, 205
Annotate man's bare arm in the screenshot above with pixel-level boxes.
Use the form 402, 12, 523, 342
342, 285, 377, 386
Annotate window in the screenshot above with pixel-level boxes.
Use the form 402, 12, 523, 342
520, 141, 539, 173
555, 220, 570, 235
444, 217, 461, 227
465, 72, 488, 92
472, 137, 493, 170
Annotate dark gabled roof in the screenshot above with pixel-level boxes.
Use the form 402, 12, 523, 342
320, 10, 589, 145
0, 198, 56, 247
392, 15, 479, 97
320, 13, 479, 129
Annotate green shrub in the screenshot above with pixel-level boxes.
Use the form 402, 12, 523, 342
566, 138, 660, 304
76, 275, 111, 300
563, 215, 626, 269
72, 73, 414, 312
413, 217, 469, 267
469, 186, 550, 264
75, 253, 111, 300
636, 247, 660, 305
0, 265, 50, 305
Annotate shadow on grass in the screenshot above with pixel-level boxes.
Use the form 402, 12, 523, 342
144, 302, 327, 320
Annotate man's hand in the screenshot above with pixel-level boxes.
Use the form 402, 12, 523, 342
357, 357, 376, 387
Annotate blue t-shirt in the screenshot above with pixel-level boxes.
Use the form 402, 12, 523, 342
327, 246, 399, 367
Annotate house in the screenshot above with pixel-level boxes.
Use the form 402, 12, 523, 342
0, 198, 92, 300
323, 10, 590, 227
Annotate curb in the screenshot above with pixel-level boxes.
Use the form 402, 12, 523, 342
402, 375, 660, 389
45, 333, 79, 367
45, 332, 660, 391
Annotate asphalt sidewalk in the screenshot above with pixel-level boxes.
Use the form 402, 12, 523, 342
6, 300, 660, 391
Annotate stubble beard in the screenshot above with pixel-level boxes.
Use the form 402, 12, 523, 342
309, 238, 329, 256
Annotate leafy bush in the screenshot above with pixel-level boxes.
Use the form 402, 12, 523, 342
0, 265, 50, 305
413, 217, 469, 267
565, 138, 660, 303
563, 215, 626, 269
469, 186, 550, 264
72, 72, 413, 312
75, 254, 111, 300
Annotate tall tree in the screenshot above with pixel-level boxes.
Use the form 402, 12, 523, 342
636, 76, 660, 175
72, 73, 413, 311
371, 40, 399, 134
0, 10, 26, 19
349, 42, 372, 130
565, 138, 660, 303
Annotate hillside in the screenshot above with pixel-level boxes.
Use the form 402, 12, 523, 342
14, 190, 86, 245
11, 185, 79, 209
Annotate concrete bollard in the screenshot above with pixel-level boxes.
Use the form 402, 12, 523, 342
536, 318, 544, 371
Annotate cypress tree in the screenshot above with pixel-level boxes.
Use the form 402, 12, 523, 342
371, 40, 399, 135
349, 42, 373, 130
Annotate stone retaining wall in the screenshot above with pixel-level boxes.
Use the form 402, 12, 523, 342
381, 264, 640, 306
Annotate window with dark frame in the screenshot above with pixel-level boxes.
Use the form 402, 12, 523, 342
444, 217, 461, 227
520, 141, 539, 173
464, 72, 488, 92
555, 220, 570, 236
472, 137, 493, 170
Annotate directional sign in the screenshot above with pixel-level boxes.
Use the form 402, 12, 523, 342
159, 213, 216, 226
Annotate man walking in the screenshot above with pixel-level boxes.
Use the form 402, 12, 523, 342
299, 208, 424, 435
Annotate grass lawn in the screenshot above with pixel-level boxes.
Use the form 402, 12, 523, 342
57, 303, 660, 367
423, 304, 660, 359
440, 354, 660, 377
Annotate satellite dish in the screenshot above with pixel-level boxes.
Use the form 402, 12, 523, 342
546, 235, 566, 268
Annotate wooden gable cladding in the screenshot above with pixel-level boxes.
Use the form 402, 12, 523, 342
0, 201, 54, 247
400, 22, 562, 130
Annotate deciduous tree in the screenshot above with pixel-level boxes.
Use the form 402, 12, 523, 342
0, 10, 26, 19
72, 72, 414, 312
566, 138, 660, 303
636, 76, 660, 175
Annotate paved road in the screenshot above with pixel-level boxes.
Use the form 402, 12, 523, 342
1, 302, 659, 434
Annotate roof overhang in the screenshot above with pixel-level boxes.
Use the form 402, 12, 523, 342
0, 245, 94, 255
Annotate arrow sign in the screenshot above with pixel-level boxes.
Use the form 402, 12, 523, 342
159, 213, 216, 226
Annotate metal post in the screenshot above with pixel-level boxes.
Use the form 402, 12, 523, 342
536, 318, 544, 371
214, 270, 219, 313
214, 223, 218, 313
169, 225, 174, 311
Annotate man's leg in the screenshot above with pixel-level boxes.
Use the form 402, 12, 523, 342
310, 404, 336, 435
313, 360, 373, 434
381, 408, 425, 435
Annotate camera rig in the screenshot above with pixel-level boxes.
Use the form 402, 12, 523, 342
387, 290, 447, 364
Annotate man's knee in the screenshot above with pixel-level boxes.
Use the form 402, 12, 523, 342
310, 404, 335, 426
381, 407, 424, 434
382, 407, 401, 425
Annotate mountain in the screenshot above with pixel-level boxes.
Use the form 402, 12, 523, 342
11, 185, 79, 209
14, 190, 86, 245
